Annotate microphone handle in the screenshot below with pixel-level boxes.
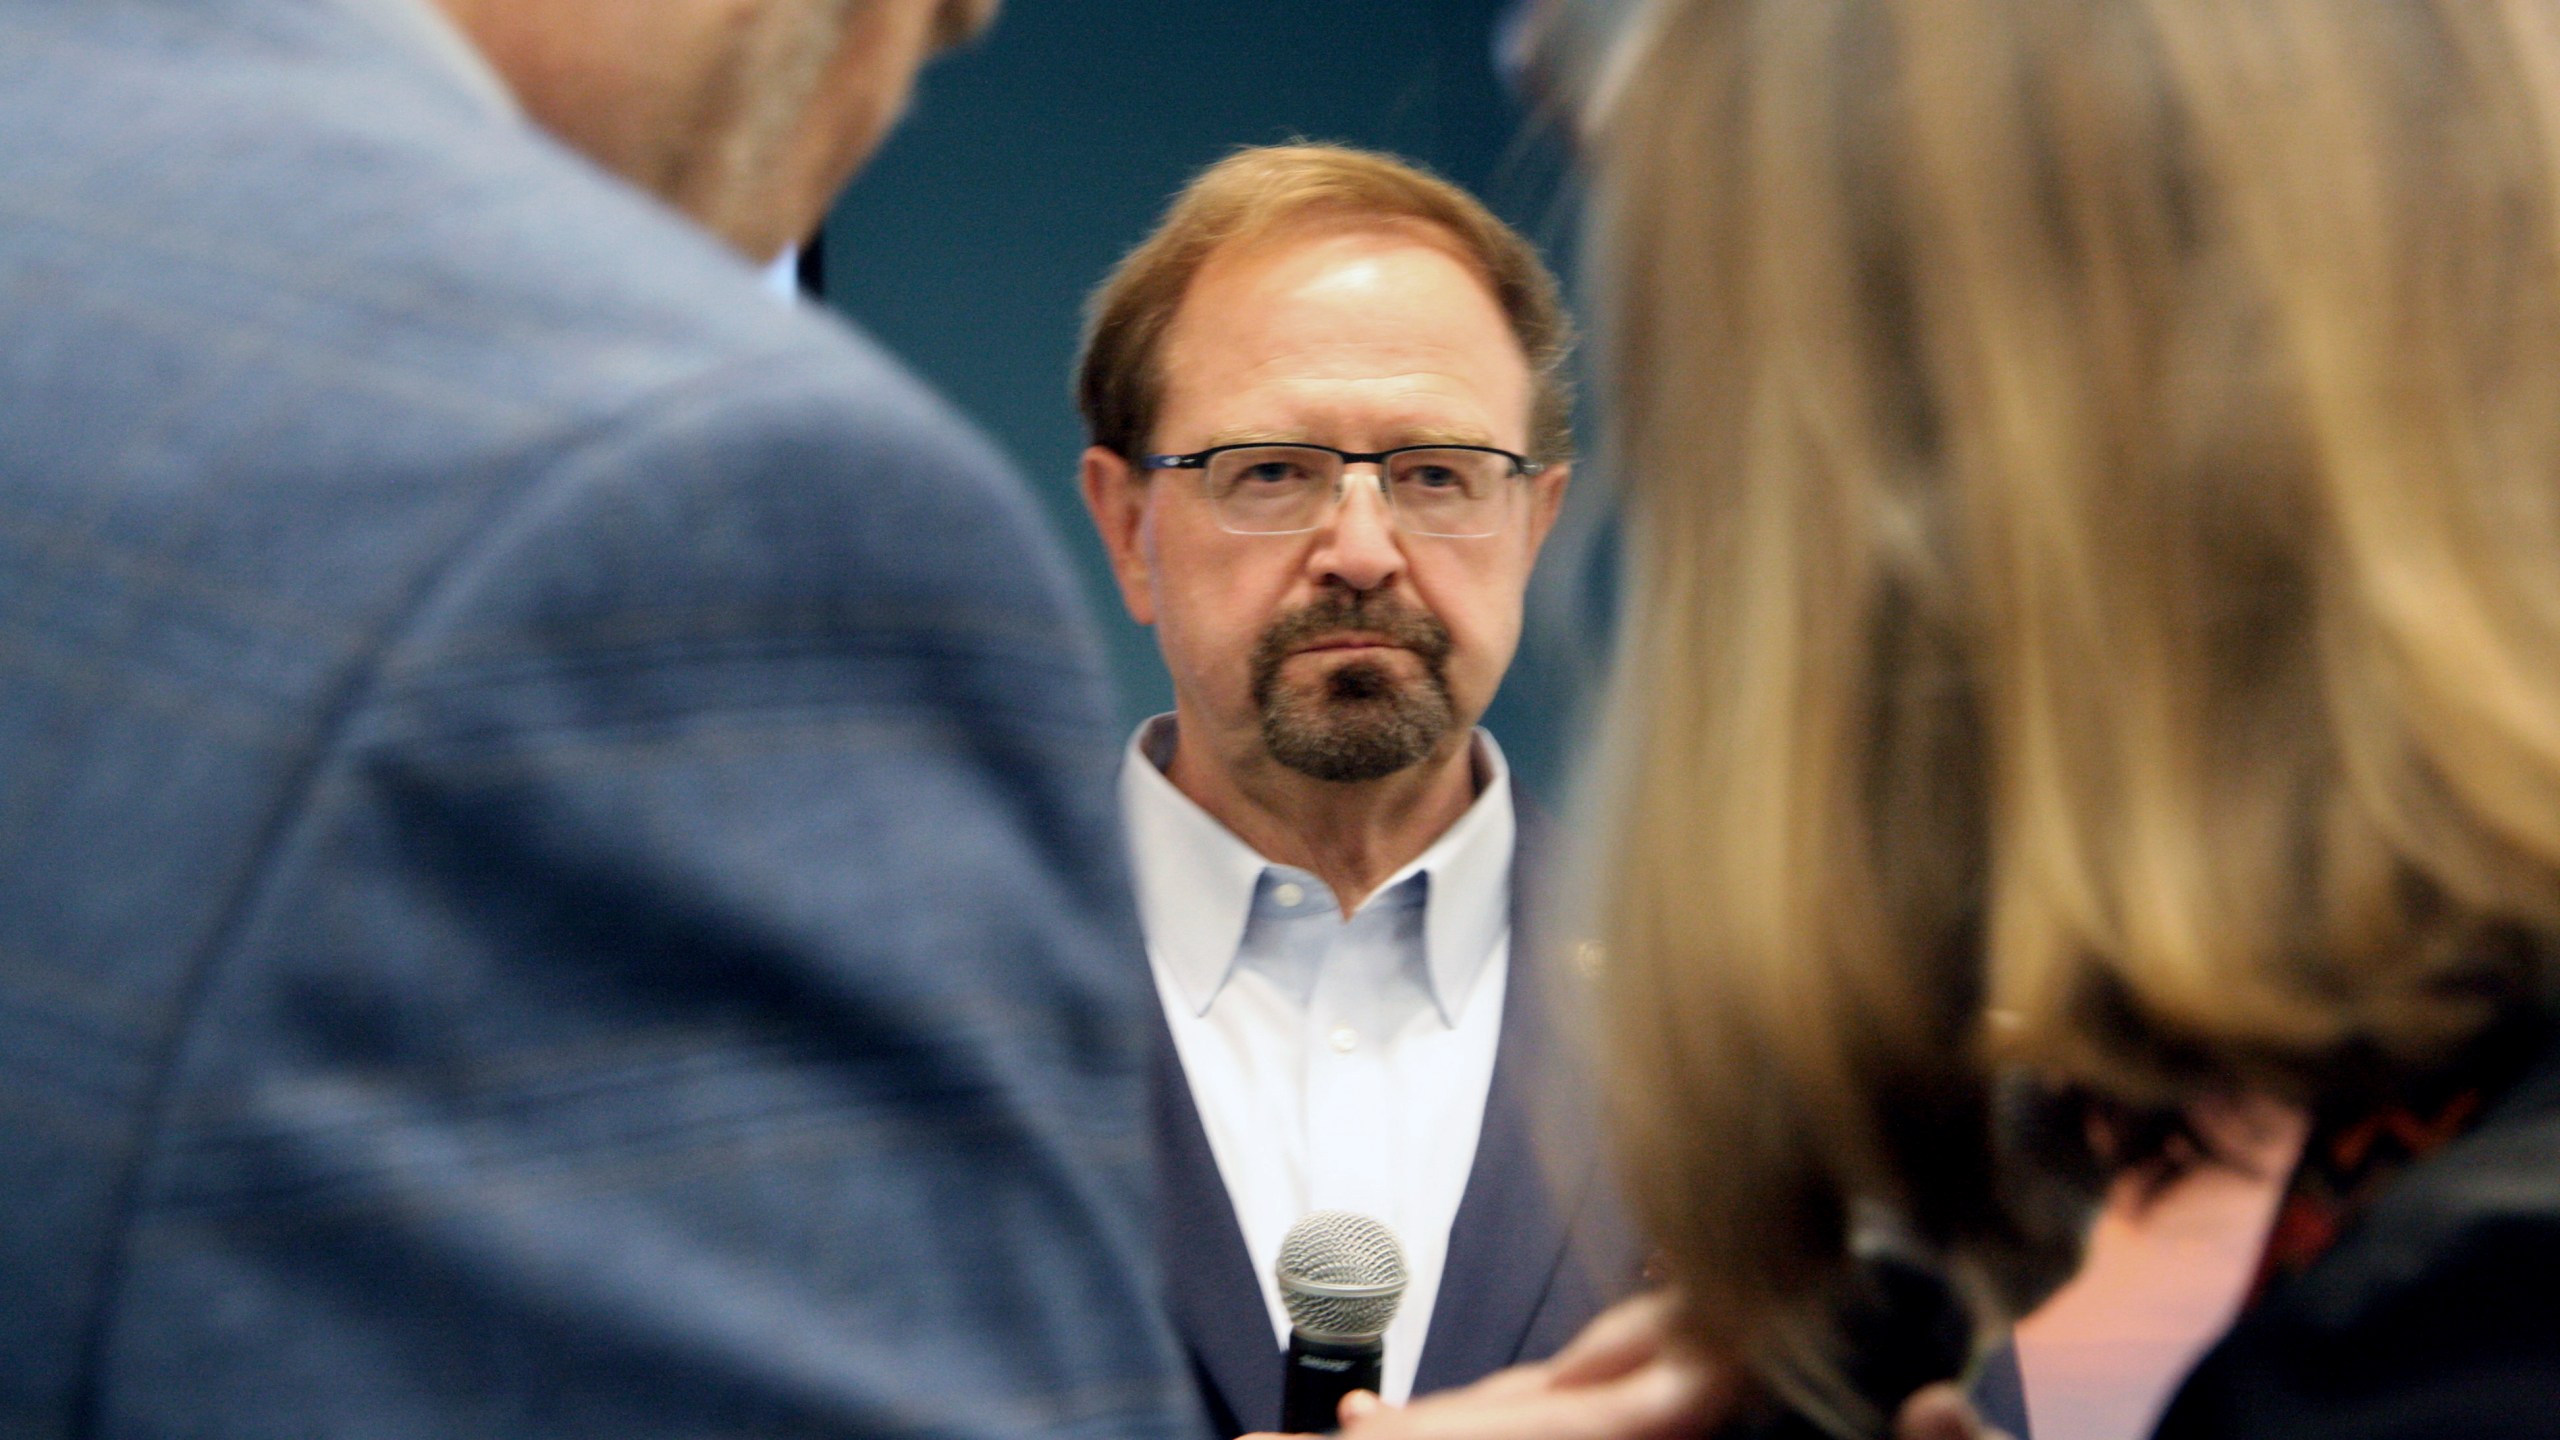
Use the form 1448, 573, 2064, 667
1281, 1330, 1385, 1434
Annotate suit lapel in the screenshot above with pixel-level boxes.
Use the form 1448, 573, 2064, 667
1412, 808, 1614, 1393
1410, 923, 1600, 1393
1151, 1010, 1283, 1436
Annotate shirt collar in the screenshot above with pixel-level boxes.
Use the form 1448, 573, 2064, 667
1119, 715, 1515, 1026
327, 0, 523, 123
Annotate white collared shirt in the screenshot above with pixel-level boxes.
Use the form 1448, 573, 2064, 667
1121, 716, 1512, 1404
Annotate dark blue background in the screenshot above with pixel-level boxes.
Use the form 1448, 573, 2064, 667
819, 0, 1609, 801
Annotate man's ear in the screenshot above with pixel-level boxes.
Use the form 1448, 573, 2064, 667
1079, 445, 1158, 626
1524, 460, 1572, 557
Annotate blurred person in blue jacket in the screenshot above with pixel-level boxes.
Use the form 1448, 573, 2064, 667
0, 0, 1198, 1436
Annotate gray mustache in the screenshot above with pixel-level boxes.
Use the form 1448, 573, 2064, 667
1254, 595, 1453, 665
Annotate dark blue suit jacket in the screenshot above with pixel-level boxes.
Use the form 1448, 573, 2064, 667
0, 1, 1196, 1435
1150, 808, 1642, 1437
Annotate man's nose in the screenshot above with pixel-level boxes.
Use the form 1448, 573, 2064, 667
1310, 467, 1406, 592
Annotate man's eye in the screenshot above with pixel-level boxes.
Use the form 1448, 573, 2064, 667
1406, 465, 1462, 489
1239, 462, 1307, 486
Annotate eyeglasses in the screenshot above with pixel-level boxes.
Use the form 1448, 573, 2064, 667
1141, 443, 1544, 538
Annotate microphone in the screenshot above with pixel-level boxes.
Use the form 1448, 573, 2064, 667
1276, 1210, 1408, 1434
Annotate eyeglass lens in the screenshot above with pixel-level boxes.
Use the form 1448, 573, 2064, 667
1202, 446, 1517, 537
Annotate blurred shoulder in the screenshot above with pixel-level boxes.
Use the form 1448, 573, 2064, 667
2153, 1035, 2560, 1437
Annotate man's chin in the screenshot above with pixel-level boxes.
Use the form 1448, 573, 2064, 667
1258, 684, 1454, 784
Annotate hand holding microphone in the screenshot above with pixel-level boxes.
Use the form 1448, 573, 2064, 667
1256, 1275, 1986, 1440
1249, 1290, 1726, 1440
1269, 1217, 1718, 1440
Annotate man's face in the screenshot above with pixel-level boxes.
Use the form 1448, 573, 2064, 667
1084, 222, 1568, 787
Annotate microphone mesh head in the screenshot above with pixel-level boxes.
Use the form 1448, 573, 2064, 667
1275, 1210, 1408, 1340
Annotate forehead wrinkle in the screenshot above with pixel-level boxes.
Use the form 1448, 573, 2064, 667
1220, 326, 1509, 375
1200, 362, 1518, 433
1178, 325, 1501, 391
1197, 423, 1503, 450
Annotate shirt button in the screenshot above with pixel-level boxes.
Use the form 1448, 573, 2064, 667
1273, 882, 1306, 908
1329, 1025, 1359, 1053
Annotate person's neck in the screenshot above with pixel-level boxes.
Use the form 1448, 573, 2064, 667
1163, 715, 1479, 917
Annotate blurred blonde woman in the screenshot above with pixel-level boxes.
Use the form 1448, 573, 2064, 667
1315, 2, 2560, 1437
1555, 0, 2560, 1436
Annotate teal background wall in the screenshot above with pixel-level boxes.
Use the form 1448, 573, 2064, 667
817, 0, 1608, 803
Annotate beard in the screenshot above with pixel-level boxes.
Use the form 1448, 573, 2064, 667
1249, 592, 1458, 784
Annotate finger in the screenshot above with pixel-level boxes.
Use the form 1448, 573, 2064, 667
1493, 1352, 1726, 1440
1339, 1391, 1385, 1425
1464, 1361, 1572, 1399
1546, 1291, 1685, 1387
1892, 1384, 2008, 1440
1346, 1349, 1727, 1440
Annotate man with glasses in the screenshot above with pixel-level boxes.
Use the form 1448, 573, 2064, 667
1077, 144, 1635, 1436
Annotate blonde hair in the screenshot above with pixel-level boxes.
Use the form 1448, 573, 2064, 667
1588, 0, 2560, 1426
1076, 143, 1575, 463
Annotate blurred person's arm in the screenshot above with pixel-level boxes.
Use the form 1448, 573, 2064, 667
1245, 1294, 1726, 1440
